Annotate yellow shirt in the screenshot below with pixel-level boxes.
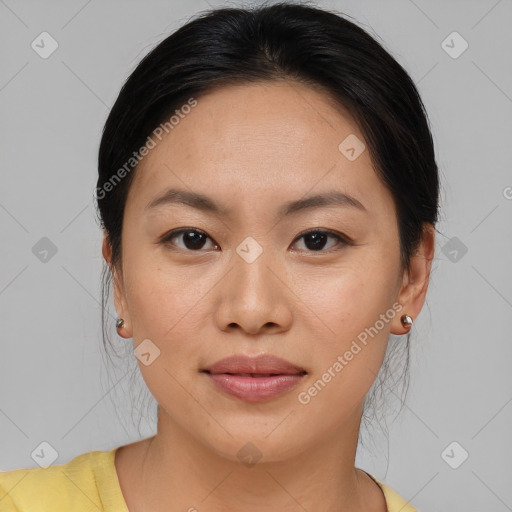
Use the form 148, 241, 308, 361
0, 448, 417, 511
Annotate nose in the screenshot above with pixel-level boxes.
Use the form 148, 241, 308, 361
213, 240, 293, 336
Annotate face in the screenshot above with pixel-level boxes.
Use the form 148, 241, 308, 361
104, 80, 433, 462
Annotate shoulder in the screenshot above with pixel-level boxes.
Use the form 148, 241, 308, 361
363, 470, 418, 512
0, 448, 119, 512
379, 482, 418, 512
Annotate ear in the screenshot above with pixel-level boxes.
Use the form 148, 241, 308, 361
102, 232, 132, 338
391, 224, 435, 335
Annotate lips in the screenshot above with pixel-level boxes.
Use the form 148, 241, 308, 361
223, 373, 281, 377
202, 354, 307, 403
203, 354, 307, 376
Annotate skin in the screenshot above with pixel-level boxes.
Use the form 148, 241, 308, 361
102, 80, 435, 512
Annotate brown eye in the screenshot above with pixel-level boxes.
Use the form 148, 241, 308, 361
160, 227, 350, 253
161, 229, 218, 251
291, 229, 349, 252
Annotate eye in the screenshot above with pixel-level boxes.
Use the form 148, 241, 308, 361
160, 228, 350, 253
291, 229, 350, 252
160, 228, 219, 252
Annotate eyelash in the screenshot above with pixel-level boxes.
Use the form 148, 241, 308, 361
159, 227, 352, 253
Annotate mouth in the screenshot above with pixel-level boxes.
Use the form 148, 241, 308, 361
202, 371, 307, 377
202, 353, 307, 376
201, 354, 307, 402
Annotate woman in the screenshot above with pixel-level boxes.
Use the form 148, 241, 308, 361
0, 2, 438, 510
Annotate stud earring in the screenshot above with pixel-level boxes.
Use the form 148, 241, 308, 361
400, 314, 413, 329
116, 318, 125, 330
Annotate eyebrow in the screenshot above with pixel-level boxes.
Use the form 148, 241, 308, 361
145, 187, 367, 217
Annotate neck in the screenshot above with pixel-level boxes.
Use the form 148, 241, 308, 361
130, 402, 383, 512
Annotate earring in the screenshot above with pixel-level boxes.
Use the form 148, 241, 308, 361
400, 314, 413, 329
116, 318, 125, 330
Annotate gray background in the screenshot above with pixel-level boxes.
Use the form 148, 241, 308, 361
1, 0, 511, 510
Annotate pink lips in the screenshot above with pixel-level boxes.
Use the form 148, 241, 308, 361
202, 354, 307, 403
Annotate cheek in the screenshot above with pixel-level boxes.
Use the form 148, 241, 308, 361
296, 252, 399, 393
294, 272, 395, 426
123, 247, 217, 348
295, 253, 398, 340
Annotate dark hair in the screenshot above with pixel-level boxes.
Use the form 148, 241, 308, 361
96, 1, 440, 446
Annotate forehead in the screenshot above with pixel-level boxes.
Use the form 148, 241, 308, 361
127, 80, 395, 219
